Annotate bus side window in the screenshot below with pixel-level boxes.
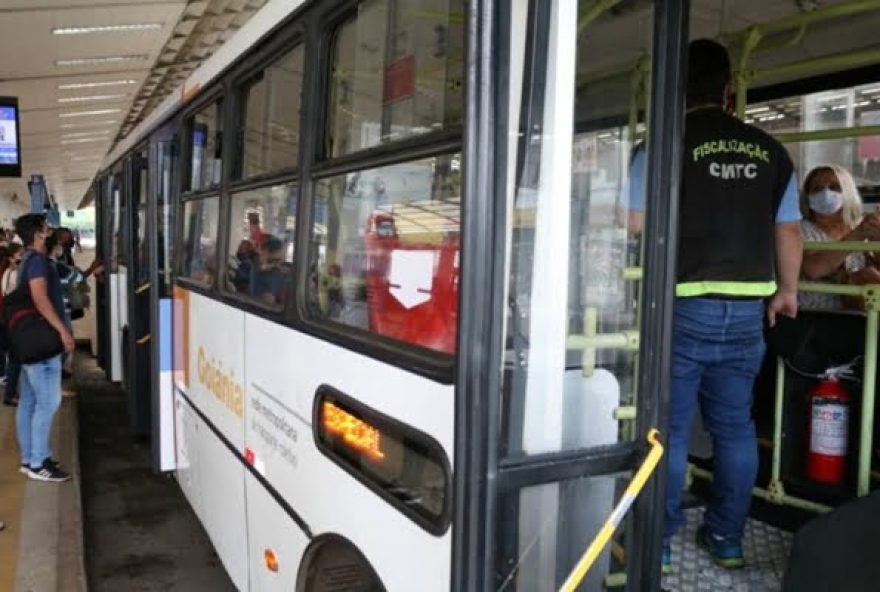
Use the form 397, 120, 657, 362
180, 197, 220, 287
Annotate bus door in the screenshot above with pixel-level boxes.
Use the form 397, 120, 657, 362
124, 146, 152, 435
106, 167, 125, 383
94, 176, 108, 371
148, 130, 177, 472
455, 1, 687, 590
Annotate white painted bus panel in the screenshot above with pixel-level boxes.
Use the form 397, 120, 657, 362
194, 402, 249, 590
243, 314, 454, 591
186, 292, 246, 451
174, 391, 201, 522
108, 273, 122, 382
244, 471, 309, 591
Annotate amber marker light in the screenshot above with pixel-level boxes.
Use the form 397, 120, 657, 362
264, 549, 279, 573
321, 401, 386, 461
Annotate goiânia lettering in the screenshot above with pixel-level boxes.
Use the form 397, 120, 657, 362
692, 139, 770, 164
197, 346, 244, 418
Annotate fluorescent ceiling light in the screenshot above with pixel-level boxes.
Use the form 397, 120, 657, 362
52, 23, 162, 35
60, 120, 118, 129
56, 55, 148, 67
59, 80, 137, 90
745, 106, 770, 114
58, 94, 127, 104
61, 131, 110, 139
59, 109, 122, 118
68, 155, 104, 162
61, 137, 110, 145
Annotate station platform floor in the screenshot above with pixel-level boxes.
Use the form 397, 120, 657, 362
1, 349, 234, 592
0, 385, 86, 592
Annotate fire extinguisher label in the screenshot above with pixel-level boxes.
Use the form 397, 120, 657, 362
811, 400, 848, 456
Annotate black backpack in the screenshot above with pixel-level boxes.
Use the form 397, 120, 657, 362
1, 253, 63, 363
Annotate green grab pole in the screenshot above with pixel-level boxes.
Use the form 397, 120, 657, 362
775, 125, 880, 144
858, 309, 879, 496
736, 27, 762, 119
623, 266, 642, 281
753, 47, 880, 84
614, 406, 637, 421
583, 307, 598, 378
720, 0, 880, 47
577, 0, 622, 33
604, 573, 627, 588
798, 281, 863, 296
773, 356, 785, 484
689, 465, 832, 513
755, 0, 880, 36
803, 241, 880, 252
579, 1, 880, 95
567, 331, 639, 351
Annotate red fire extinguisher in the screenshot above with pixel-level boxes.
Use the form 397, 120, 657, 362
806, 363, 854, 486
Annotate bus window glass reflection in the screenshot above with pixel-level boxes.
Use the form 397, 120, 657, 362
181, 197, 220, 286
326, 0, 465, 158
240, 45, 304, 178
309, 154, 461, 354
225, 184, 297, 308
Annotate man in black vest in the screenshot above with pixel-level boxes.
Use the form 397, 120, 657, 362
656, 40, 803, 571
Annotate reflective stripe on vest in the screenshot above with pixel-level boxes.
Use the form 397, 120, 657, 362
675, 280, 777, 298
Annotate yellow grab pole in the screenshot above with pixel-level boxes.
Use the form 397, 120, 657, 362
559, 429, 665, 592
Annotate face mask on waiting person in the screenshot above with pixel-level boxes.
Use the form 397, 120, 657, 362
808, 188, 844, 215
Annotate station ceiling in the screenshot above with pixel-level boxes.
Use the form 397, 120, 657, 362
0, 0, 265, 213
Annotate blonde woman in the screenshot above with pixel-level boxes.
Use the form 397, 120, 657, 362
800, 165, 880, 310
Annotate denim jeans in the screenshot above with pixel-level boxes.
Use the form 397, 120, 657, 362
16, 354, 62, 468
665, 298, 765, 540
4, 355, 20, 403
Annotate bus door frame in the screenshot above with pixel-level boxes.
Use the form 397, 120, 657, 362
453, 1, 689, 590
124, 144, 152, 435
94, 175, 108, 372
148, 123, 179, 472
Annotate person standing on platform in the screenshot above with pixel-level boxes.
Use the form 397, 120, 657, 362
630, 40, 804, 571
1, 243, 22, 407
13, 214, 75, 482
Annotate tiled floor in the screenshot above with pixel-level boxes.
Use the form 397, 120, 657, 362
662, 508, 792, 592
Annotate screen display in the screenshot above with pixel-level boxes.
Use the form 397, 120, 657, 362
315, 387, 450, 534
0, 102, 20, 167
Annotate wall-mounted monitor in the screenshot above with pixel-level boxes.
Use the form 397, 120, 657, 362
0, 97, 22, 178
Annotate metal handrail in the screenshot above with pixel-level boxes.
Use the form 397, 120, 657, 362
558, 429, 664, 592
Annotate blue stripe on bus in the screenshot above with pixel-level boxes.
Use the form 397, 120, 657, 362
159, 298, 172, 372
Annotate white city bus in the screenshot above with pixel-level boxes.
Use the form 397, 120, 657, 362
87, 0, 880, 590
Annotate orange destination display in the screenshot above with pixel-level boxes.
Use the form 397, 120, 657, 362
314, 388, 451, 534
321, 401, 386, 461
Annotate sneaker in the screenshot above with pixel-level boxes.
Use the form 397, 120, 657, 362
18, 463, 28, 475
661, 539, 672, 574
696, 525, 745, 569
27, 460, 71, 483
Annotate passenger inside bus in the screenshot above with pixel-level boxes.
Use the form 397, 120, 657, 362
232, 239, 258, 294
799, 165, 880, 310
253, 235, 290, 307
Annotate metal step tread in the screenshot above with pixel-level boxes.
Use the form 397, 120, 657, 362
662, 508, 792, 592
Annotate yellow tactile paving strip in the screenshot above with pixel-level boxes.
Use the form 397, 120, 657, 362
0, 405, 25, 590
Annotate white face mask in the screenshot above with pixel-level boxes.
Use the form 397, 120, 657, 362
808, 188, 844, 215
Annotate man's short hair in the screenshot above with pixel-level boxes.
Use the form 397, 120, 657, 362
14, 214, 46, 247
687, 39, 731, 106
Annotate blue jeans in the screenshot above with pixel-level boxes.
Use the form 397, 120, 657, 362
16, 354, 62, 468
665, 298, 765, 540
